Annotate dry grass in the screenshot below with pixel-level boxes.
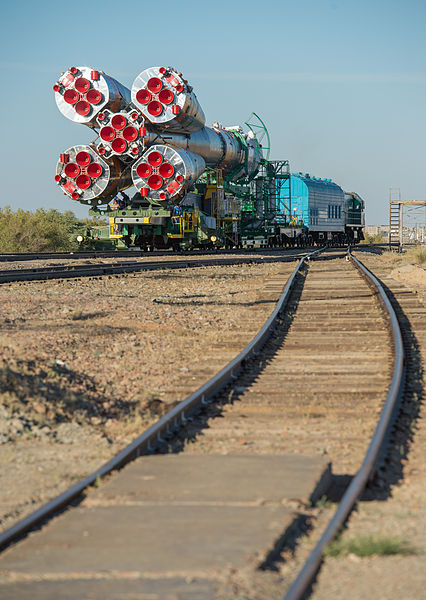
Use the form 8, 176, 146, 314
405, 245, 426, 265
365, 246, 426, 269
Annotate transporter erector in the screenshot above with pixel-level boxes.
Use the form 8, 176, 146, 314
53, 64, 364, 249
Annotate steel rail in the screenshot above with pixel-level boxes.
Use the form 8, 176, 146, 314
0, 253, 310, 284
0, 247, 323, 552
0, 247, 314, 263
282, 248, 405, 600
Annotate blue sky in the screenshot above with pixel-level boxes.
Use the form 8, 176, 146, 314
1, 0, 425, 224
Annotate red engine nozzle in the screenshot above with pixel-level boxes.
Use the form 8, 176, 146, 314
111, 114, 127, 130
76, 174, 91, 190
147, 151, 163, 167
123, 126, 138, 142
147, 77, 163, 93
64, 163, 80, 178
111, 138, 127, 154
75, 100, 91, 116
136, 89, 151, 105
159, 162, 174, 179
136, 163, 152, 178
63, 89, 78, 104
75, 151, 91, 167
148, 174, 163, 190
100, 126, 116, 142
75, 77, 90, 93
87, 89, 102, 105
147, 101, 163, 117
87, 163, 102, 178
159, 89, 174, 105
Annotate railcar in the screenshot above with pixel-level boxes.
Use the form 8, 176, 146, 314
78, 165, 365, 250
276, 173, 365, 246
237, 169, 365, 248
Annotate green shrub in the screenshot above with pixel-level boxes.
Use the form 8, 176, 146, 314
325, 534, 417, 558
0, 206, 84, 252
362, 232, 386, 244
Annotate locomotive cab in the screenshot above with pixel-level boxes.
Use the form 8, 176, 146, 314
344, 192, 365, 243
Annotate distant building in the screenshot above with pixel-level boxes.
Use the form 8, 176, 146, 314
364, 225, 389, 239
365, 225, 425, 244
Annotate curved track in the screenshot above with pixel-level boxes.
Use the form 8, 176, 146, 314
282, 248, 405, 600
0, 247, 407, 599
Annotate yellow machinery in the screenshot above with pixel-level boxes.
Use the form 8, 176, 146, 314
109, 217, 124, 239
168, 210, 198, 239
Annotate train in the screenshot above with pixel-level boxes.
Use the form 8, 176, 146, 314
53, 64, 365, 250
77, 164, 365, 251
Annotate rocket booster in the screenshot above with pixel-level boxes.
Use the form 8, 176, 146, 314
53, 65, 264, 205
53, 66, 131, 128
54, 145, 132, 205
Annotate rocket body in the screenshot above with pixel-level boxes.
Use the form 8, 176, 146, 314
54, 65, 263, 205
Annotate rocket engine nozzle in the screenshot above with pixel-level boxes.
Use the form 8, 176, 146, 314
55, 145, 132, 205
131, 144, 206, 201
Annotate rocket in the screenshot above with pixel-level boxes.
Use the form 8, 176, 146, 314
53, 65, 263, 205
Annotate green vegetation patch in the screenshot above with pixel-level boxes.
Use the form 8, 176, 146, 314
325, 534, 418, 558
362, 232, 386, 244
0, 206, 106, 253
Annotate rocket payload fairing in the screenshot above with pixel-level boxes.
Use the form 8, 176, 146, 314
53, 65, 264, 205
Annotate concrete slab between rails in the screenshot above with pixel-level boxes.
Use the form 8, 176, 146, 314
0, 576, 218, 600
0, 454, 331, 597
83, 454, 331, 506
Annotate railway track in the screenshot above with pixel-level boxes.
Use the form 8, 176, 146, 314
0, 243, 390, 264
0, 247, 316, 263
0, 249, 311, 284
0, 247, 408, 599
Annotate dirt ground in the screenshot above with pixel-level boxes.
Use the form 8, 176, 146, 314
0, 261, 290, 533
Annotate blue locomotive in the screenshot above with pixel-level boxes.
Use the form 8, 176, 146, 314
278, 173, 364, 246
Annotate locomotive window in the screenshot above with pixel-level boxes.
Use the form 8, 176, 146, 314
328, 205, 331, 219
